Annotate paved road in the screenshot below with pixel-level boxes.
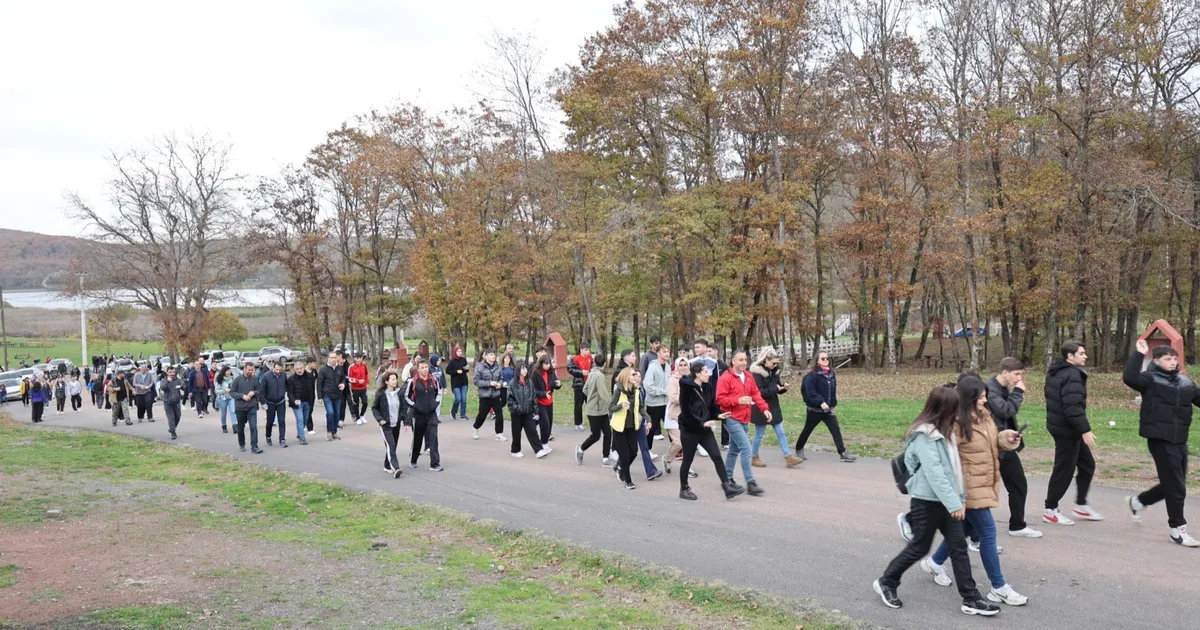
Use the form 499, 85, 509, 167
22, 403, 1199, 630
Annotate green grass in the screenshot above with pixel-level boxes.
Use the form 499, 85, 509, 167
0, 564, 19, 588
0, 417, 854, 630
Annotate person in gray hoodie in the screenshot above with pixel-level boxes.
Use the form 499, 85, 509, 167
643, 345, 671, 447
159, 365, 187, 439
873, 385, 998, 617
261, 360, 290, 448
472, 349, 507, 442
230, 363, 263, 454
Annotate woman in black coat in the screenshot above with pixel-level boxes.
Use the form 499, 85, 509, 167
797, 351, 856, 462
749, 348, 804, 468
371, 372, 406, 478
678, 360, 744, 501
507, 363, 548, 458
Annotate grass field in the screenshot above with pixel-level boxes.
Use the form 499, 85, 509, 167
0, 417, 856, 630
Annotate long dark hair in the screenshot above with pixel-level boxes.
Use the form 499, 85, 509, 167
905, 385, 960, 439
216, 367, 232, 385
376, 370, 399, 397
954, 377, 987, 441
533, 355, 552, 377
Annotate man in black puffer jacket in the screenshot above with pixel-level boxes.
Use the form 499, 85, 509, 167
986, 357, 1041, 538
1123, 340, 1200, 547
1043, 341, 1102, 525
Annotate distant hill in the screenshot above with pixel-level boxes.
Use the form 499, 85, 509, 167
0, 228, 91, 289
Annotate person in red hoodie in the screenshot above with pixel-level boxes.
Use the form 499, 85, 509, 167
716, 350, 771, 496
348, 353, 370, 425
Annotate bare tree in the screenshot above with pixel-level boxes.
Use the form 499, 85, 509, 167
66, 133, 246, 360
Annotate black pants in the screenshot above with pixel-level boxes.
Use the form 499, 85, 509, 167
56, 397, 65, 412
611, 429, 638, 484
380, 422, 401, 470
70, 394, 82, 411
410, 413, 440, 467
999, 450, 1028, 531
646, 405, 665, 439
136, 393, 154, 420
1139, 439, 1188, 528
22, 392, 29, 406
680, 429, 728, 491
795, 409, 847, 454
580, 414, 611, 457
164, 401, 181, 434
194, 389, 210, 415
573, 388, 585, 427
881, 498, 981, 600
235, 407, 259, 450
265, 400, 287, 440
31, 401, 43, 422
473, 396, 505, 434
350, 389, 368, 420
510, 411, 543, 454
537, 404, 554, 444
1045, 435, 1095, 510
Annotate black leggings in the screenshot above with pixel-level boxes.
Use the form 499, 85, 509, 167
580, 414, 611, 457
510, 412, 543, 454
351, 389, 368, 419
679, 429, 728, 490
537, 404, 554, 444
473, 396, 505, 434
795, 409, 846, 453
880, 498, 981, 600
611, 430, 638, 484
70, 394, 82, 411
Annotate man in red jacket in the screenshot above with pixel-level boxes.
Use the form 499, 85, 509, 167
348, 354, 370, 425
716, 350, 771, 496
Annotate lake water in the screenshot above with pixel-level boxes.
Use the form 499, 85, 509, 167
2, 288, 285, 309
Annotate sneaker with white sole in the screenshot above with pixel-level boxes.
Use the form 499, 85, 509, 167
1171, 525, 1200, 547
1072, 504, 1104, 521
653, 435, 664, 441
920, 557, 952, 587
575, 446, 584, 465
1043, 509, 1075, 526
1007, 527, 1043, 538
697, 446, 709, 457
472, 429, 480, 440
495, 433, 507, 441
511, 452, 524, 458
601, 457, 615, 468
961, 597, 1000, 616
536, 448, 552, 459
1127, 496, 1144, 521
897, 512, 913, 542
987, 584, 1028, 606
967, 540, 1003, 554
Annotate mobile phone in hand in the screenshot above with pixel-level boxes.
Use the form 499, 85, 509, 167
1017, 422, 1029, 435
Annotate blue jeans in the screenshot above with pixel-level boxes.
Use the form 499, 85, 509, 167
752, 423, 792, 457
292, 401, 311, 440
724, 419, 755, 483
635, 426, 659, 478
323, 396, 340, 435
451, 386, 468, 418
218, 397, 233, 427
933, 507, 1004, 589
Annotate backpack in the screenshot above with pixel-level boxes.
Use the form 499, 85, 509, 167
890, 450, 916, 495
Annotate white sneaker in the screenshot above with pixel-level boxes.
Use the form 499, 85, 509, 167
650, 453, 660, 461
495, 433, 507, 442
511, 452, 524, 458
1007, 527, 1043, 538
601, 457, 615, 468
920, 557, 952, 587
897, 512, 913, 542
1072, 504, 1103, 521
987, 584, 1028, 606
697, 446, 709, 457
1043, 509, 1075, 526
536, 448, 552, 459
1171, 525, 1200, 547
653, 435, 664, 441
968, 540, 1004, 554
1127, 496, 1144, 521
472, 429, 479, 440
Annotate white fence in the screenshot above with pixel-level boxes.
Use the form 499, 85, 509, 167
750, 338, 859, 363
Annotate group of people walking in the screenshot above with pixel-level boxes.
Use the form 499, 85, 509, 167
875, 339, 1199, 618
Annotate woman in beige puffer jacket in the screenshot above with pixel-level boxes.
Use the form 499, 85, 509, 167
923, 377, 1028, 608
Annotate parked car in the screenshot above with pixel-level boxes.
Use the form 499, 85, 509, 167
952, 326, 987, 338
47, 358, 73, 374
258, 347, 295, 365
112, 359, 135, 375
14, 368, 38, 380
240, 351, 261, 368
219, 351, 242, 370
0, 376, 21, 402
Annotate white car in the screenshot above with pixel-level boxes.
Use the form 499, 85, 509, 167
240, 351, 261, 368
258, 346, 295, 365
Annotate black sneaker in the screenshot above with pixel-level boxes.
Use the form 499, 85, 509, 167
392, 469, 403, 479
266, 438, 273, 446
240, 446, 246, 452
624, 481, 637, 490
873, 579, 902, 609
746, 481, 765, 496
723, 481, 745, 500
251, 447, 263, 454
728, 481, 745, 492
280, 440, 288, 448
222, 426, 228, 434
961, 597, 1000, 616
647, 470, 664, 481
679, 487, 697, 501
170, 432, 177, 440
840, 452, 858, 463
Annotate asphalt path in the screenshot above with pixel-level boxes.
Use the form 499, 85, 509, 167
20, 402, 1199, 630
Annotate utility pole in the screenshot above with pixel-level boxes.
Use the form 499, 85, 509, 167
0, 285, 8, 370
79, 274, 87, 367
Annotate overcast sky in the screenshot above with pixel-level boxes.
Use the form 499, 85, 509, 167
0, 0, 616, 236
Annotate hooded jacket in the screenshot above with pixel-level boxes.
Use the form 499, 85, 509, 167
348, 362, 369, 391
582, 368, 611, 417
1123, 351, 1200, 444
429, 354, 446, 390
405, 374, 441, 417
643, 359, 670, 407
715, 369, 769, 425
1045, 358, 1090, 438
903, 425, 966, 513
750, 363, 785, 426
